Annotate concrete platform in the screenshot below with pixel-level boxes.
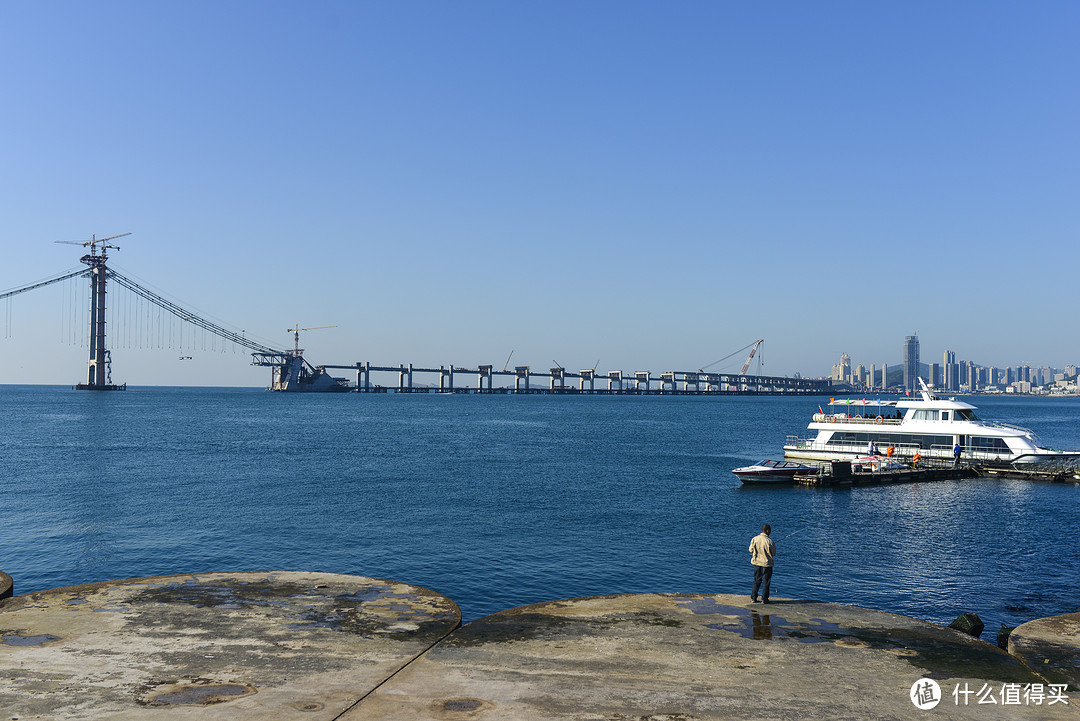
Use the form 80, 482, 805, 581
1010, 613, 1080, 692
346, 593, 1075, 720
0, 571, 460, 720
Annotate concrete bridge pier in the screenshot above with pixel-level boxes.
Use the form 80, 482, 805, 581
683, 372, 700, 392
635, 371, 650, 392
579, 369, 595, 392
439, 365, 455, 392
514, 366, 530, 392
550, 368, 565, 391
355, 362, 371, 390
399, 364, 413, 391
608, 370, 623, 391
477, 365, 492, 392
660, 372, 676, 392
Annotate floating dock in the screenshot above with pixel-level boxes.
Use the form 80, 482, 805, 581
795, 462, 979, 487
790, 460, 1080, 487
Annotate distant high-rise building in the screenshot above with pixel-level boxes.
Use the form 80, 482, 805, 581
903, 335, 919, 392
944, 350, 958, 391
832, 353, 852, 383
965, 360, 975, 390
881, 362, 888, 390
929, 363, 941, 388
988, 366, 998, 386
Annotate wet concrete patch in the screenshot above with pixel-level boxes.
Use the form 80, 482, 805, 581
1, 631, 61, 646
131, 576, 305, 610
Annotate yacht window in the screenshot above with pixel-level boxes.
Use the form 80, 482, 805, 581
970, 437, 1009, 452
954, 409, 979, 421
912, 410, 938, 421
940, 411, 950, 421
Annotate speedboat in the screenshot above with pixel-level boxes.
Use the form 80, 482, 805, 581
784, 378, 1080, 468
732, 459, 817, 484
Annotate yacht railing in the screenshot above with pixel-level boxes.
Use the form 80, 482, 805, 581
814, 413, 902, 425
985, 420, 1038, 438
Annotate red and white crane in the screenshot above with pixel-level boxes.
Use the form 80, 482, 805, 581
740, 339, 764, 375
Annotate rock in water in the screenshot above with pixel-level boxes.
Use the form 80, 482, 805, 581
949, 612, 985, 637
996, 624, 1014, 650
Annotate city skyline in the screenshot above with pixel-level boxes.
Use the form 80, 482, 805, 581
829, 335, 1078, 393
3, 3, 1079, 386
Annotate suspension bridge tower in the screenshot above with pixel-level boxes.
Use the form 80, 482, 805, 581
59, 233, 131, 390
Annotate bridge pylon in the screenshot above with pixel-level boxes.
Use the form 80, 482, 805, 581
57, 234, 130, 390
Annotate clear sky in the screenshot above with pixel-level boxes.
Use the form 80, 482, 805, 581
2, 2, 1077, 386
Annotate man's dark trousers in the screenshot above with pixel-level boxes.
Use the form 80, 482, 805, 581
753, 565, 773, 601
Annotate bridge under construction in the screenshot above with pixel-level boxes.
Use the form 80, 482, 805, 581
1, 236, 831, 395
320, 363, 826, 395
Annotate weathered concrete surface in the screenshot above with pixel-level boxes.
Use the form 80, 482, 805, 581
0, 571, 459, 720
345, 593, 1076, 720
1011, 613, 1080, 691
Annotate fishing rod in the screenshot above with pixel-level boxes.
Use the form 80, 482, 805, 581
778, 527, 806, 541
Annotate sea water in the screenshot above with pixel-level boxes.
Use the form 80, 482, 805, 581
1, 386, 1077, 632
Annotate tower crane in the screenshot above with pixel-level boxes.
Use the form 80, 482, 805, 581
287, 324, 337, 357
740, 339, 764, 375
55, 232, 132, 266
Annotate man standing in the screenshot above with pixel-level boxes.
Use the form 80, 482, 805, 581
953, 443, 962, 468
749, 524, 776, 604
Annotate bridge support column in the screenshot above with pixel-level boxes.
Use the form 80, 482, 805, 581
579, 369, 594, 392
608, 370, 622, 392
515, 366, 530, 393
478, 365, 492, 392
635, 371, 650, 392
682, 372, 700, 392
550, 368, 565, 391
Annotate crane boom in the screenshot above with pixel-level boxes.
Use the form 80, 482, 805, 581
740, 339, 764, 375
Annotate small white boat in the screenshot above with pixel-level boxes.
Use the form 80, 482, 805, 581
732, 459, 817, 484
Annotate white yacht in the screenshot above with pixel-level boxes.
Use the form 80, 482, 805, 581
783, 379, 1080, 468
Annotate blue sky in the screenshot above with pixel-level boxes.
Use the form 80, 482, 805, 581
2, 2, 1077, 386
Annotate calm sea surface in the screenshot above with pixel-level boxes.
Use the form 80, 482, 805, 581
1, 386, 1078, 633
